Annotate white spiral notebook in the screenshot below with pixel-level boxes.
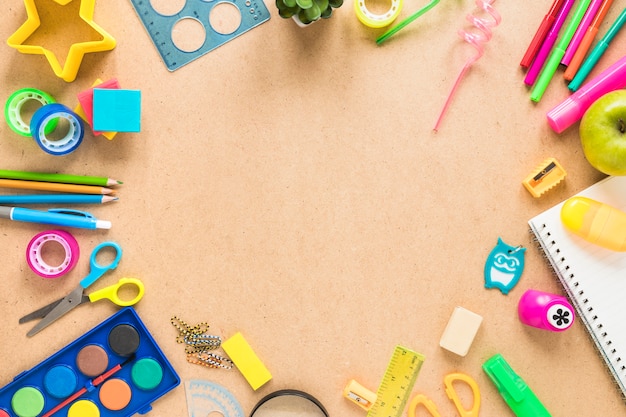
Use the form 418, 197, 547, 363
528, 175, 626, 399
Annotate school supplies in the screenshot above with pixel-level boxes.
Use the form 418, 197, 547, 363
128, 0, 270, 71
375, 0, 440, 44
518, 289, 575, 331
561, 196, 626, 251
407, 373, 481, 417
343, 379, 377, 410
433, 0, 501, 132
0, 194, 118, 204
484, 238, 526, 294
6, 0, 116, 82
0, 178, 115, 194
0, 307, 179, 417
31, 103, 85, 155
367, 345, 424, 417
563, 0, 615, 81
20, 242, 144, 337
170, 316, 233, 369
561, 0, 604, 66
439, 306, 483, 356
0, 206, 112, 229
222, 332, 272, 390
522, 157, 567, 198
26, 230, 80, 278
524, 0, 575, 86
185, 380, 245, 417
547, 54, 626, 133
76, 78, 121, 140
530, 0, 592, 102
568, 7, 626, 91
4, 88, 57, 136
250, 390, 329, 417
355, 0, 402, 28
520, 0, 566, 68
482, 354, 551, 417
0, 169, 122, 187
528, 175, 626, 398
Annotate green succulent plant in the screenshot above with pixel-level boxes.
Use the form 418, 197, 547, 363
276, 0, 343, 24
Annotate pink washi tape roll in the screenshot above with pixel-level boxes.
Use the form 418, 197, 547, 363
26, 230, 80, 278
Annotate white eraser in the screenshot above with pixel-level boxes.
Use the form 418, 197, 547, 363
439, 306, 483, 356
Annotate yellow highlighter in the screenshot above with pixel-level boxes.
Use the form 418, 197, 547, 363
560, 196, 626, 252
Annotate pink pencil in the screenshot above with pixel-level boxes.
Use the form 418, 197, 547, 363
524, 0, 576, 86
562, 0, 604, 65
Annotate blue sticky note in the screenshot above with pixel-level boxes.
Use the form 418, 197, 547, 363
92, 89, 141, 132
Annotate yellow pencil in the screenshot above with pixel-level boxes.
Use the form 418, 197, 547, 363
0, 179, 115, 195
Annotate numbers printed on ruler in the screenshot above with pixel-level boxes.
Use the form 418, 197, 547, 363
367, 346, 425, 417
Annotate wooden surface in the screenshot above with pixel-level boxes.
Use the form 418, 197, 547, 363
1, 0, 625, 415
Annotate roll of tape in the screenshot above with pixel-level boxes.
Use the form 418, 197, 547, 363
30, 103, 85, 156
26, 230, 80, 278
355, 0, 403, 28
4, 88, 58, 137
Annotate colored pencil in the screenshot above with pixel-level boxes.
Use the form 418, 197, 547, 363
564, 0, 615, 81
0, 169, 121, 186
0, 194, 118, 204
520, 0, 566, 68
0, 179, 115, 195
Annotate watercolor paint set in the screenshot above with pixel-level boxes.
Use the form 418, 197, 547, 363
0, 307, 180, 417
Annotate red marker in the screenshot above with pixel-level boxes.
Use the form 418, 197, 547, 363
520, 0, 566, 68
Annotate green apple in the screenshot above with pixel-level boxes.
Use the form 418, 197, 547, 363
579, 90, 626, 176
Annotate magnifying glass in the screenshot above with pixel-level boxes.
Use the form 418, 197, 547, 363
249, 390, 329, 417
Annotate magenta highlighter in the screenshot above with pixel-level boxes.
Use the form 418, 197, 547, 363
547, 54, 626, 133
518, 289, 575, 332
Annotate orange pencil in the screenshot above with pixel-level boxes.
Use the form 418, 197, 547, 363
564, 0, 614, 80
0, 179, 115, 195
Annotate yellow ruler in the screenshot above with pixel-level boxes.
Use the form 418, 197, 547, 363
367, 345, 425, 417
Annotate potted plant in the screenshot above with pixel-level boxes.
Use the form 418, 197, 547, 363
276, 0, 343, 25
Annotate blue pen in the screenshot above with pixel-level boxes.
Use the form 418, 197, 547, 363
0, 194, 118, 205
0, 206, 112, 229
569, 7, 626, 91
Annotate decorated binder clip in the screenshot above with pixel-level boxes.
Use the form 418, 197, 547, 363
484, 237, 525, 294
523, 157, 566, 198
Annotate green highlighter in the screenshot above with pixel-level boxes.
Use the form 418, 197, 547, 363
531, 0, 592, 102
482, 354, 552, 417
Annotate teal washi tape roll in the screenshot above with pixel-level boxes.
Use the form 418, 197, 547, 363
30, 103, 85, 156
4, 88, 58, 137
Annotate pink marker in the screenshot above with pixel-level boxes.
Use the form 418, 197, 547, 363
547, 54, 626, 133
524, 0, 576, 86
561, 0, 604, 66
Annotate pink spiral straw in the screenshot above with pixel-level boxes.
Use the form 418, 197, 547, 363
433, 0, 502, 132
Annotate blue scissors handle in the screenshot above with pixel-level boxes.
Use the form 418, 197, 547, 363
79, 241, 123, 288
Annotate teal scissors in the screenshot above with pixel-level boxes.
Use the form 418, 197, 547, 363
20, 241, 144, 337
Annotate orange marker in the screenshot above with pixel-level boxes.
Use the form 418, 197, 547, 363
564, 0, 614, 81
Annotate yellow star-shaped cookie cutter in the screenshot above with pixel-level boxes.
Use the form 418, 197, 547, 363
7, 0, 116, 82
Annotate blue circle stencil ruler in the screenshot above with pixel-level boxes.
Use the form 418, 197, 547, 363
185, 380, 245, 417
128, 0, 270, 71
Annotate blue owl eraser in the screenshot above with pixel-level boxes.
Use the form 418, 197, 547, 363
484, 237, 526, 294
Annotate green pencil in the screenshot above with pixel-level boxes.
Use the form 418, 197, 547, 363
531, 0, 592, 102
0, 169, 122, 187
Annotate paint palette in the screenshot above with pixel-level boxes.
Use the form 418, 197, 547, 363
0, 307, 180, 417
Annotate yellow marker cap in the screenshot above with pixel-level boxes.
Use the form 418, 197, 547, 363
222, 332, 272, 390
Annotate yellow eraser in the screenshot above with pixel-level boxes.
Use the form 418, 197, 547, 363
439, 306, 483, 356
222, 332, 272, 390
343, 379, 376, 410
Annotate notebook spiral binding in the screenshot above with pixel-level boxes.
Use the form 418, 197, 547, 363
529, 224, 626, 399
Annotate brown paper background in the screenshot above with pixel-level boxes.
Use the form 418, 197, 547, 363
1, 0, 625, 415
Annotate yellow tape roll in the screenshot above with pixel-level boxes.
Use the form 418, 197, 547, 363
355, 0, 403, 28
